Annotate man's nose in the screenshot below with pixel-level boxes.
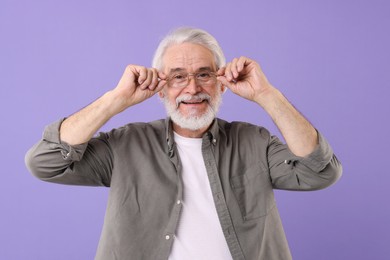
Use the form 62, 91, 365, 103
185, 76, 201, 94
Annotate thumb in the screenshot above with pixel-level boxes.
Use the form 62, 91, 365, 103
153, 79, 167, 94
217, 76, 235, 91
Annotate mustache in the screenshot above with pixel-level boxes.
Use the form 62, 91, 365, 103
175, 93, 211, 107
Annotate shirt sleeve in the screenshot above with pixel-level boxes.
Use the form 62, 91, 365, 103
25, 119, 113, 187
267, 130, 342, 190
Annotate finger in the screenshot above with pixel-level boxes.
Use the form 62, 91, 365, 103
137, 67, 148, 85
224, 62, 233, 81
140, 69, 153, 89
155, 79, 167, 93
148, 68, 159, 91
236, 56, 247, 73
230, 58, 239, 79
217, 75, 234, 90
158, 71, 167, 80
156, 71, 168, 92
217, 67, 226, 76
122, 65, 136, 84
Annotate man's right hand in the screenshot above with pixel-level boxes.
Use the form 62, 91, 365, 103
110, 65, 167, 115
59, 65, 166, 145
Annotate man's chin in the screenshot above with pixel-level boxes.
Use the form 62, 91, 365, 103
164, 97, 220, 131
170, 113, 215, 131
177, 105, 208, 117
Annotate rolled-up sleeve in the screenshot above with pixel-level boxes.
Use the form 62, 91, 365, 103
25, 119, 112, 187
267, 131, 342, 191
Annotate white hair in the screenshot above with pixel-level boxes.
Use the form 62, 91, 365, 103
152, 27, 226, 70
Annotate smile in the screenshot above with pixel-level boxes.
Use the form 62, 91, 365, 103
181, 100, 207, 105
175, 93, 212, 108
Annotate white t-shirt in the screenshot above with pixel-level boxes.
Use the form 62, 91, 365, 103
169, 132, 233, 260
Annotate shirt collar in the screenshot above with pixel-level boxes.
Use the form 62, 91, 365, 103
165, 117, 220, 154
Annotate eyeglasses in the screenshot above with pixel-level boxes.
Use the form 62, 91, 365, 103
166, 71, 217, 89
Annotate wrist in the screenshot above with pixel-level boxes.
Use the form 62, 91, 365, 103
101, 90, 127, 118
253, 85, 281, 108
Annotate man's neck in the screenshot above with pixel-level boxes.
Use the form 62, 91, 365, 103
172, 122, 210, 138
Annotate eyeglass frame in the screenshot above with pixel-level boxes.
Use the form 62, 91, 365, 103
165, 70, 218, 89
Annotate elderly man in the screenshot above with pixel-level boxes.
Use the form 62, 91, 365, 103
26, 27, 342, 260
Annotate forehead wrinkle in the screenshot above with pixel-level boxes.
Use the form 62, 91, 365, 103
162, 43, 215, 73
167, 55, 198, 69
169, 66, 214, 74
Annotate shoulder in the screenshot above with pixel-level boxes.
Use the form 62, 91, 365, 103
216, 118, 272, 141
97, 119, 166, 141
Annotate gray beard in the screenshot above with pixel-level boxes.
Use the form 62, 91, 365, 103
162, 92, 222, 131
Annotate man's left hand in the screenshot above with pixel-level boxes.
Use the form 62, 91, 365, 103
217, 57, 273, 105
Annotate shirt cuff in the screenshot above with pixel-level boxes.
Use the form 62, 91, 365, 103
42, 118, 88, 162
298, 131, 334, 172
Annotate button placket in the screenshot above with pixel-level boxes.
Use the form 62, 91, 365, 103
202, 136, 246, 259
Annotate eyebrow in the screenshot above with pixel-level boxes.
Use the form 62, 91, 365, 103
169, 68, 186, 74
169, 67, 214, 74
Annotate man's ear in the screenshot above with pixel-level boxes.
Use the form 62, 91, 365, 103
220, 84, 227, 94
158, 91, 165, 98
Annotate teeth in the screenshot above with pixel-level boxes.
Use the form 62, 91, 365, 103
182, 100, 204, 104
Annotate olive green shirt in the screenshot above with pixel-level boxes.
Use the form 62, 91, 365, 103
25, 118, 342, 260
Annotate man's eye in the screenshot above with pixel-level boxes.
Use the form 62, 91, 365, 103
173, 74, 186, 80
197, 73, 211, 79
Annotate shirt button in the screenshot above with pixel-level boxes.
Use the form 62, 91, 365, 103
212, 138, 217, 144
165, 235, 171, 240
176, 200, 181, 205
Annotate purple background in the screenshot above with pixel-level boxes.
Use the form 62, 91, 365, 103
1, 0, 389, 259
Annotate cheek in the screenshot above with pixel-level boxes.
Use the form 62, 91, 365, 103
160, 88, 174, 100
168, 93, 179, 103
208, 89, 220, 100
164, 91, 180, 107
